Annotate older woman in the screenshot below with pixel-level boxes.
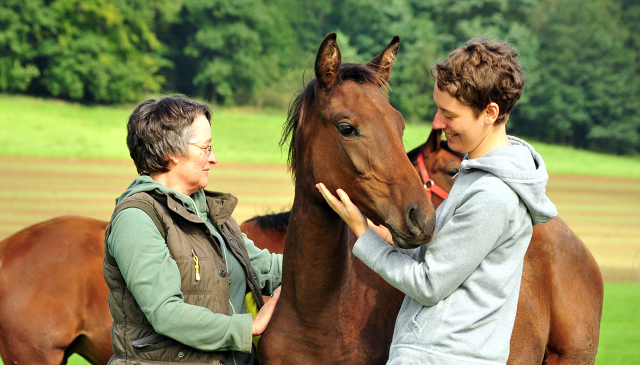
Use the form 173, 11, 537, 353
103, 95, 282, 365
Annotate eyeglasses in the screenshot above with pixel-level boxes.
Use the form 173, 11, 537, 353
186, 141, 212, 154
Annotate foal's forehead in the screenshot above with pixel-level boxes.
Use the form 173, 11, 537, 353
327, 80, 395, 111
321, 81, 404, 131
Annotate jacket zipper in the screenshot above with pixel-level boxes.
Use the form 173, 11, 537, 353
189, 195, 237, 365
191, 248, 200, 282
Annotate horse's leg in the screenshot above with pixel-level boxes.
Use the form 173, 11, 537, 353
73, 245, 114, 365
2, 282, 112, 365
67, 333, 113, 365
542, 287, 601, 365
0, 217, 113, 365
0, 262, 73, 364
67, 305, 113, 365
0, 313, 71, 365
70, 307, 113, 365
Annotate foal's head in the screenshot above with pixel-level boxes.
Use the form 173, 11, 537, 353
282, 33, 435, 248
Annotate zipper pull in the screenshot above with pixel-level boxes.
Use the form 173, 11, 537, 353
191, 248, 201, 282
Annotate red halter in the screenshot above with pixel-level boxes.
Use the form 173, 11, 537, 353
416, 153, 449, 201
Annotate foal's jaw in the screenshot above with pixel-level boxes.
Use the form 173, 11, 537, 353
356, 183, 436, 249
384, 207, 436, 248
390, 227, 434, 248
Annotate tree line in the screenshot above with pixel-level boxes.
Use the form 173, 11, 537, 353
1, 0, 639, 154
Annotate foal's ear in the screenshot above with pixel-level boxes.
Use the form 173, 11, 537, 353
315, 32, 342, 90
367, 36, 400, 82
425, 128, 442, 153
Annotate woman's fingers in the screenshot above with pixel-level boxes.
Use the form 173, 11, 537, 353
252, 286, 281, 336
336, 188, 354, 206
367, 218, 393, 245
316, 183, 370, 237
316, 183, 345, 213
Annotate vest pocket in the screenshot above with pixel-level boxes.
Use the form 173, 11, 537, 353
132, 333, 179, 351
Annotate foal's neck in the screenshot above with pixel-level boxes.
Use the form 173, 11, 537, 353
282, 186, 354, 316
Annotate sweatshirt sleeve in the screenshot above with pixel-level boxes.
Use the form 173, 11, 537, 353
107, 208, 253, 353
353, 180, 519, 307
243, 233, 283, 296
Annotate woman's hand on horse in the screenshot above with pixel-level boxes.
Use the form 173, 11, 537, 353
367, 219, 393, 245
316, 183, 370, 237
252, 286, 281, 336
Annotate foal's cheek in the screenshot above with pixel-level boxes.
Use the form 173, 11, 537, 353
338, 142, 371, 178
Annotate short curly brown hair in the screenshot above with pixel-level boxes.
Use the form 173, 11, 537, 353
126, 95, 212, 175
431, 39, 525, 124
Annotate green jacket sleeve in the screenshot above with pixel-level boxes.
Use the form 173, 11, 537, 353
107, 207, 253, 353
242, 232, 283, 296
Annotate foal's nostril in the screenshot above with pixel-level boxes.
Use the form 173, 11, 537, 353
405, 205, 421, 235
405, 204, 434, 238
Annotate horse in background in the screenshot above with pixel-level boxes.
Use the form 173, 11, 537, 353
258, 33, 436, 364
240, 211, 289, 254
0, 216, 112, 365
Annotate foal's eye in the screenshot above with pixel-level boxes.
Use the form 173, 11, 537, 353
447, 168, 460, 177
337, 123, 358, 136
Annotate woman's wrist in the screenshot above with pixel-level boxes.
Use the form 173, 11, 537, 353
353, 223, 370, 238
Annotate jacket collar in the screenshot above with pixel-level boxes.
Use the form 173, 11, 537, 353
149, 189, 238, 227
204, 190, 238, 227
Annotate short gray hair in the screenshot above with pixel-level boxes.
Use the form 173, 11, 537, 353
126, 95, 212, 174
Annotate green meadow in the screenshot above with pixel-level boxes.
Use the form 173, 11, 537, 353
1, 94, 639, 178
0, 94, 639, 364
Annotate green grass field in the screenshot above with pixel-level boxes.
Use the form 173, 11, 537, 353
0, 94, 639, 364
597, 283, 640, 364
1, 94, 639, 177
0, 94, 438, 165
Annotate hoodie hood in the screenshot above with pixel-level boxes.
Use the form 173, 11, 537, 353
115, 174, 208, 217
460, 136, 558, 225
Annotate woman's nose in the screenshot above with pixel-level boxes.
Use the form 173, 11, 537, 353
432, 111, 446, 130
208, 152, 218, 165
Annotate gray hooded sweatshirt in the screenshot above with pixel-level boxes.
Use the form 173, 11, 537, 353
353, 136, 558, 365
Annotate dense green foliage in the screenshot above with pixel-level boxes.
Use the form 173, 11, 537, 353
1, 0, 639, 154
510, 0, 640, 155
0, 0, 170, 101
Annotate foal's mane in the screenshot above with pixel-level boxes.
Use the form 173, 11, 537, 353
279, 63, 390, 180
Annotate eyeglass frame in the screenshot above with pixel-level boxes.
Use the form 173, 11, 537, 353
186, 141, 212, 154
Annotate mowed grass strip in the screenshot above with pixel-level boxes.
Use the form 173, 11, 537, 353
545, 174, 640, 282
1, 156, 637, 282
0, 157, 294, 241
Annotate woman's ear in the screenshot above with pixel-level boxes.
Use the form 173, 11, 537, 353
484, 102, 500, 125
167, 155, 179, 166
